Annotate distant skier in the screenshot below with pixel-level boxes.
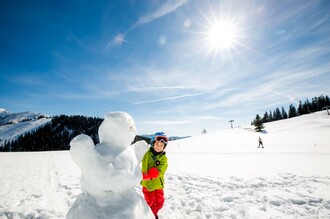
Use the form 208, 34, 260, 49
258, 137, 264, 148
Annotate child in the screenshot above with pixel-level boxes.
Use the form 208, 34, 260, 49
141, 132, 168, 219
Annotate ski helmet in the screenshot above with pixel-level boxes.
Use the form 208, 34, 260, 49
153, 132, 169, 147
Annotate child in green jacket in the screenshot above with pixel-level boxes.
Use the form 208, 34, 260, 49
141, 133, 168, 219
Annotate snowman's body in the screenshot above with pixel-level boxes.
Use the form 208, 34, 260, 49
66, 112, 152, 219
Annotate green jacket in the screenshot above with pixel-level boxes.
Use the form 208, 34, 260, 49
141, 148, 168, 191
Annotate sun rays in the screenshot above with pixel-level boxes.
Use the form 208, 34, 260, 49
193, 2, 250, 62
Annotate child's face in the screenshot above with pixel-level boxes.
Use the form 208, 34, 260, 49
154, 141, 165, 152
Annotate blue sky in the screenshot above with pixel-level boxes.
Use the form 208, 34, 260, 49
1, 0, 330, 136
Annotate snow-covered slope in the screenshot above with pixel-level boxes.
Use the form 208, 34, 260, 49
168, 110, 330, 153
166, 110, 330, 178
0, 110, 329, 218
0, 108, 51, 145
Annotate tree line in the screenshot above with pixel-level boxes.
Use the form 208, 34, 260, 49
1, 115, 103, 152
1, 115, 153, 152
252, 94, 330, 131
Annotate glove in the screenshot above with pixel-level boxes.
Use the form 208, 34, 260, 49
142, 167, 159, 180
148, 167, 159, 178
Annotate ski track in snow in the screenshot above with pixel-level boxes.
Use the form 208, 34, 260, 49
1, 151, 330, 219
0, 152, 81, 219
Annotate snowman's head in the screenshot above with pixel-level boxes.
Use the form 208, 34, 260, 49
98, 112, 137, 151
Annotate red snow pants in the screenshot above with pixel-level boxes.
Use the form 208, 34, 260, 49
142, 187, 164, 216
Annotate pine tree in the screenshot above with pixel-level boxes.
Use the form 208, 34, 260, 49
269, 110, 273, 122
311, 97, 318, 112
281, 107, 288, 119
288, 104, 297, 118
273, 108, 282, 121
302, 99, 311, 114
297, 101, 303, 115
325, 95, 330, 105
262, 111, 269, 123
254, 114, 264, 132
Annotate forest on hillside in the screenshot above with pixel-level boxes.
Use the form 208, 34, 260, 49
252, 94, 330, 125
1, 115, 151, 152
1, 115, 102, 152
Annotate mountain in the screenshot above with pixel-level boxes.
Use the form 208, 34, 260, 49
1, 114, 103, 151
0, 108, 189, 151
0, 108, 52, 145
0, 108, 51, 126
141, 134, 190, 142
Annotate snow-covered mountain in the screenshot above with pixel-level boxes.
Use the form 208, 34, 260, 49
0, 108, 50, 126
141, 133, 190, 142
0, 108, 188, 149
0, 108, 51, 145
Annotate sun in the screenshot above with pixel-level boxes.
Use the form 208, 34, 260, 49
207, 21, 237, 51
194, 4, 247, 59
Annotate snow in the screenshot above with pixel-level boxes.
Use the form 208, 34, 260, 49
0, 110, 330, 218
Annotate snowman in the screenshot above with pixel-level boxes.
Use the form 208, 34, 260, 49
66, 112, 153, 219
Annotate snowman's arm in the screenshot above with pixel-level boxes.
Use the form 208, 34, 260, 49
70, 134, 95, 167
132, 140, 149, 162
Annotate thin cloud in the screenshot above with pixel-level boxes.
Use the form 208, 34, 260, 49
106, 33, 129, 48
133, 92, 206, 105
133, 88, 242, 105
51, 90, 120, 100
189, 116, 226, 121
128, 85, 202, 92
202, 63, 330, 112
113, 34, 128, 46
109, 0, 189, 47
140, 120, 191, 125
131, 0, 189, 29
3, 73, 46, 86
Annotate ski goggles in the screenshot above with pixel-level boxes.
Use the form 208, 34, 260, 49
155, 136, 168, 143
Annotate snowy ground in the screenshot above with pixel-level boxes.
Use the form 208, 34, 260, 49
1, 111, 330, 218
